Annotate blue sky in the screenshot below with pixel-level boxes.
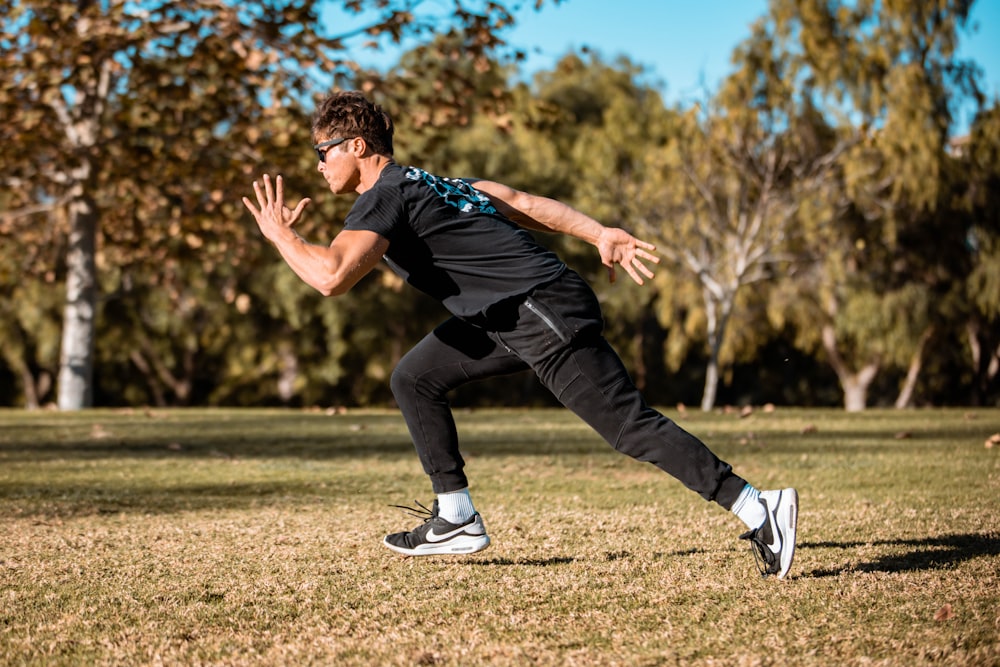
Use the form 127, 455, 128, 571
502, 0, 999, 131
327, 0, 999, 133
505, 0, 774, 103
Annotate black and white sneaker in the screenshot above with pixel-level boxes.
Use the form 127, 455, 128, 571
739, 488, 798, 579
383, 500, 491, 556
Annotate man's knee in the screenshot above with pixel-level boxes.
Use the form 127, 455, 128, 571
390, 357, 451, 404
389, 362, 419, 403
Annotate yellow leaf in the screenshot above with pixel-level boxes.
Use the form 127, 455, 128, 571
933, 604, 954, 622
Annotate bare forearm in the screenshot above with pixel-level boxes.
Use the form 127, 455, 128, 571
473, 179, 604, 243
472, 178, 659, 285
243, 174, 389, 295
515, 196, 605, 243
266, 227, 342, 295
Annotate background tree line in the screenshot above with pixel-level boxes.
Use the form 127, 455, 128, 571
2, 0, 998, 412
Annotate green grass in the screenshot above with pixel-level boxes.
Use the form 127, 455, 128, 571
1, 406, 999, 666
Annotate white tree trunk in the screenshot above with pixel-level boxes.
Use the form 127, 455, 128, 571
701, 295, 720, 412
57, 195, 98, 410
701, 357, 719, 412
277, 341, 299, 403
700, 291, 733, 412
895, 326, 932, 409
821, 323, 879, 412
842, 379, 868, 413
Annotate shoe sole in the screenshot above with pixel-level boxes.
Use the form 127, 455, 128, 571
382, 534, 491, 557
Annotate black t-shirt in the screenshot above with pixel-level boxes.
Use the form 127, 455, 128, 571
343, 163, 566, 318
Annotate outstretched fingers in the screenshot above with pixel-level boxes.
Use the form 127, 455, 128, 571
275, 173, 283, 203
619, 241, 659, 286
241, 194, 259, 217
247, 174, 281, 209
632, 255, 656, 280
263, 173, 276, 206
621, 258, 651, 286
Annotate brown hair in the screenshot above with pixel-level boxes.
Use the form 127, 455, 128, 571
311, 91, 394, 157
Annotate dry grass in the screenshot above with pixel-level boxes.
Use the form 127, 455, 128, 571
1, 407, 999, 666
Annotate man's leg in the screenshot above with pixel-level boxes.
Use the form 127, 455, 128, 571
536, 333, 747, 507
490, 272, 746, 508
529, 333, 797, 576
488, 272, 797, 577
390, 317, 528, 494
384, 317, 528, 556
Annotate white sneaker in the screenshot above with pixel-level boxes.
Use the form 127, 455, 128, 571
739, 488, 798, 578
383, 500, 491, 556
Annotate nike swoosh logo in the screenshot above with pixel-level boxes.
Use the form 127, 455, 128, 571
426, 523, 477, 543
765, 495, 782, 552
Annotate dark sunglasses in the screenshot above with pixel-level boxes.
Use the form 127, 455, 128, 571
314, 137, 348, 161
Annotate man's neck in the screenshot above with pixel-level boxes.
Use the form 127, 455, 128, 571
355, 155, 394, 194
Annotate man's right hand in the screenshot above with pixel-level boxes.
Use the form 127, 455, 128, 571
242, 173, 312, 244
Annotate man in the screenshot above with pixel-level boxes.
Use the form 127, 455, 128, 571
242, 90, 798, 578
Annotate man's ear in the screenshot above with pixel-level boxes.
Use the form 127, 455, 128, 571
350, 136, 369, 157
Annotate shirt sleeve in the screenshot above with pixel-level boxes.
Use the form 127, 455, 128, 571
342, 184, 407, 241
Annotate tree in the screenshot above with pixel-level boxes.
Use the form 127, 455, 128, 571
961, 104, 1000, 403
0, 0, 536, 409
751, 0, 985, 410
638, 100, 850, 411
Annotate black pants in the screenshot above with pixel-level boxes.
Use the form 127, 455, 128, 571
389, 270, 747, 510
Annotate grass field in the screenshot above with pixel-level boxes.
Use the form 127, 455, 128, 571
1, 406, 999, 666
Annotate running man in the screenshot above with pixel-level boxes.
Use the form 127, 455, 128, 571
242, 91, 798, 578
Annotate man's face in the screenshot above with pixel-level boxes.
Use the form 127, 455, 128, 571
315, 135, 360, 194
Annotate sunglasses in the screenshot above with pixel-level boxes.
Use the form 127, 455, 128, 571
314, 137, 348, 161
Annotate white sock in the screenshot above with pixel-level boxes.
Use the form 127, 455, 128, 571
731, 484, 766, 530
437, 488, 476, 524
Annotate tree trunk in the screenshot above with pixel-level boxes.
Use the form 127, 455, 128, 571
842, 378, 868, 412
700, 293, 719, 412
129, 350, 168, 407
9, 355, 40, 409
700, 292, 732, 412
0, 328, 49, 409
991, 343, 1000, 388
20, 366, 41, 409
965, 321, 1000, 405
277, 341, 299, 403
895, 326, 932, 409
129, 335, 194, 406
821, 323, 879, 412
701, 356, 719, 412
57, 194, 98, 410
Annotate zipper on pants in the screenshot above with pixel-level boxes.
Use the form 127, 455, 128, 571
524, 297, 571, 344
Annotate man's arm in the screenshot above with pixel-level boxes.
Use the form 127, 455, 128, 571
472, 179, 660, 286
242, 174, 388, 296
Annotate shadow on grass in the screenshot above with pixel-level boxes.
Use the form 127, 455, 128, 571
801, 532, 1000, 577
0, 480, 363, 518
4, 410, 990, 464
0, 412, 614, 462
466, 556, 577, 567
0, 414, 413, 462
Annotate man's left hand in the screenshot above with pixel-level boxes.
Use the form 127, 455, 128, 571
596, 228, 660, 285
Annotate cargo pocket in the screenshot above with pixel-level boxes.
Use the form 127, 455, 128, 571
524, 296, 572, 344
